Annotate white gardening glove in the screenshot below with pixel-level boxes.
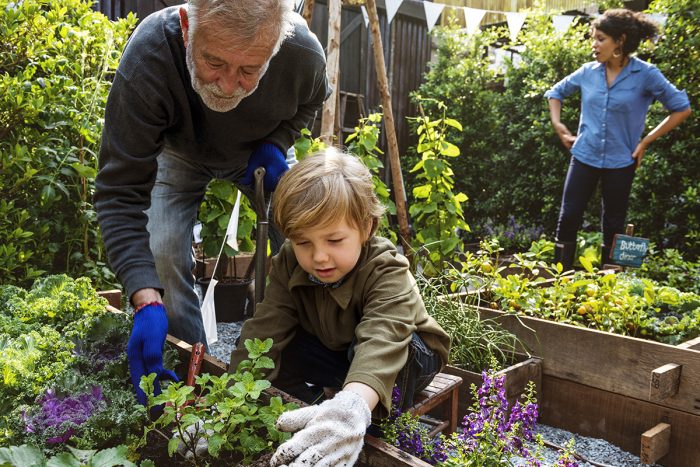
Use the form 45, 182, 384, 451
270, 390, 371, 467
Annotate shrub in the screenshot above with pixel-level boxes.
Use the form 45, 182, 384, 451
416, 2, 699, 260
0, 0, 136, 288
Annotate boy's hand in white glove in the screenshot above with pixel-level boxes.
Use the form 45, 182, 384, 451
270, 390, 371, 467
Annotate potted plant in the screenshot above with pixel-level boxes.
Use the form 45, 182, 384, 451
195, 179, 256, 322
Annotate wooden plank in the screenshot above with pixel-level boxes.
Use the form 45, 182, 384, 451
677, 335, 700, 350
359, 434, 432, 467
98, 289, 122, 309
650, 363, 682, 401
641, 423, 671, 465
476, 306, 700, 415
541, 376, 700, 467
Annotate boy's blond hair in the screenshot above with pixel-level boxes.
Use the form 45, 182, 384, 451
273, 148, 385, 240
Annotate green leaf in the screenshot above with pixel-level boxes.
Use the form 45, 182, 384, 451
579, 256, 594, 273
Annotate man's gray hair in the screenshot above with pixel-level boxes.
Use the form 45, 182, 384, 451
187, 0, 295, 54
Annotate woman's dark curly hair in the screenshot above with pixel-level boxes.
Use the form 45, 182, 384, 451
592, 9, 659, 56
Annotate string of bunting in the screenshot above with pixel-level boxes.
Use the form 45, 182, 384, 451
354, 0, 668, 41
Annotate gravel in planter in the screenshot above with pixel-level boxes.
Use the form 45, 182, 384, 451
532, 424, 661, 467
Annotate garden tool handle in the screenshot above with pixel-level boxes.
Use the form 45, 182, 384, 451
253, 167, 270, 307
186, 342, 205, 386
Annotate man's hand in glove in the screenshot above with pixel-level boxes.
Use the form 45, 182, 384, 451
270, 390, 371, 467
127, 301, 178, 405
241, 142, 289, 191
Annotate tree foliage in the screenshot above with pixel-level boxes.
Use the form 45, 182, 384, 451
416, 2, 698, 259
0, 0, 136, 287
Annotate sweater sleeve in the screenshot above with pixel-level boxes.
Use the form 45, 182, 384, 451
94, 69, 169, 300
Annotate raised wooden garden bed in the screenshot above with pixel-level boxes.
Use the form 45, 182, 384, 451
472, 305, 700, 467
443, 354, 542, 422
165, 334, 432, 467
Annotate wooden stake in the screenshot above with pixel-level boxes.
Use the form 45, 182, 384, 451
301, 0, 315, 26
365, 0, 412, 255
640, 423, 671, 464
320, 0, 341, 145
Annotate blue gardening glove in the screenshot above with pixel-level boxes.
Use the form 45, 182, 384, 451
241, 142, 289, 191
127, 303, 179, 405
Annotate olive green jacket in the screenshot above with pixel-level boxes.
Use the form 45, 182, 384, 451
229, 236, 451, 411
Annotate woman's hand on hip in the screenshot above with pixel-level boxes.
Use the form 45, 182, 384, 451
553, 122, 576, 149
632, 142, 648, 169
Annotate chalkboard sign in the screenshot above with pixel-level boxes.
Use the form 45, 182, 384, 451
610, 234, 649, 268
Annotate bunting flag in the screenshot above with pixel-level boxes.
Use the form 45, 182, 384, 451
361, 5, 369, 28
647, 13, 668, 27
505, 11, 527, 43
225, 190, 242, 251
463, 7, 486, 35
423, 2, 445, 33
385, 0, 403, 25
552, 14, 576, 33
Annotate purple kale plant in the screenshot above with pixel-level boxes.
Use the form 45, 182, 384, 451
23, 386, 106, 445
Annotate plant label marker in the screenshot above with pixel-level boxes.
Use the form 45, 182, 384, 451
610, 234, 649, 268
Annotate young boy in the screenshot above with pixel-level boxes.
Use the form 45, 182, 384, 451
229, 148, 451, 466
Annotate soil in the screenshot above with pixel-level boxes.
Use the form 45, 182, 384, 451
137, 430, 275, 466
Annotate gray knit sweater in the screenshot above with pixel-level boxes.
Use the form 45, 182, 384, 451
94, 6, 329, 299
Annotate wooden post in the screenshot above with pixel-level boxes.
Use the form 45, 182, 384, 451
301, 0, 315, 27
649, 363, 682, 401
365, 0, 412, 255
320, 0, 341, 145
640, 423, 671, 464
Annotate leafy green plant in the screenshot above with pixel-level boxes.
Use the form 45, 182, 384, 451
197, 179, 256, 270
139, 338, 297, 466
293, 127, 327, 160
0, 275, 163, 453
408, 97, 469, 271
345, 112, 398, 243
635, 247, 700, 295
418, 270, 521, 372
0, 444, 143, 467
0, 0, 136, 289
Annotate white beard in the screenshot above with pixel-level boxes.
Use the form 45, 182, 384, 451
185, 45, 262, 113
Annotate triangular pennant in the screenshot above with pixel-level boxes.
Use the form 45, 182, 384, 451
463, 7, 486, 35
552, 15, 575, 33
505, 11, 527, 43
201, 278, 218, 345
423, 2, 444, 33
360, 5, 369, 28
385, 0, 403, 25
225, 190, 242, 251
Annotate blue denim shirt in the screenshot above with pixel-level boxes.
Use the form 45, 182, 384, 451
545, 57, 690, 168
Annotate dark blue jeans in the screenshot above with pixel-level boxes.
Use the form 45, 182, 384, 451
556, 157, 636, 248
274, 328, 441, 411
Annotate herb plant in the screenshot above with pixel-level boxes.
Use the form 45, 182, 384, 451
408, 97, 469, 272
139, 338, 297, 466
345, 112, 398, 243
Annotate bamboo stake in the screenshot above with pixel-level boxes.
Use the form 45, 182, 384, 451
320, 0, 341, 145
365, 0, 412, 255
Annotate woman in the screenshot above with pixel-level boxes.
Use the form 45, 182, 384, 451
545, 9, 691, 270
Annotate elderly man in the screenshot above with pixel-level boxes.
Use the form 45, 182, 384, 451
94, 0, 328, 406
